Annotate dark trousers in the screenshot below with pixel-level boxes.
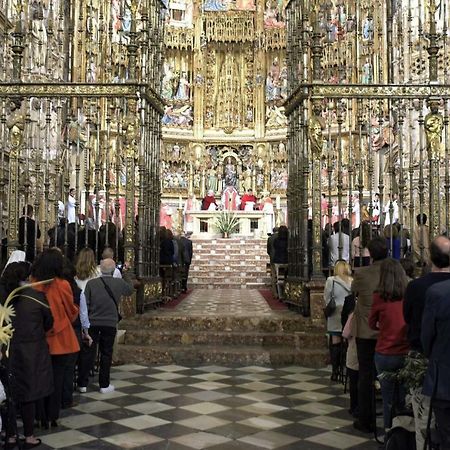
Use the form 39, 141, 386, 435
46, 353, 74, 422
347, 368, 359, 414
62, 330, 81, 408
21, 401, 35, 437
434, 399, 450, 450
78, 326, 116, 389
356, 337, 377, 427
181, 264, 190, 291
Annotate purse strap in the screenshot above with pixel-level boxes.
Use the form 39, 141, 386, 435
99, 277, 120, 317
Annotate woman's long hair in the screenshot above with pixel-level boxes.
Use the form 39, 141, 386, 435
360, 221, 371, 249
31, 248, 63, 281
75, 248, 98, 280
377, 258, 408, 301
0, 262, 31, 296
333, 260, 352, 285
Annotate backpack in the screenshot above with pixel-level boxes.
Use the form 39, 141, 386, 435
384, 415, 416, 450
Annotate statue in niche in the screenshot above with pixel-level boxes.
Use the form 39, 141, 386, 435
424, 112, 444, 160
308, 116, 325, 160
243, 167, 253, 191
30, 0, 48, 73
362, 58, 373, 84
362, 16, 374, 41
224, 157, 237, 188
266, 105, 287, 128
174, 71, 190, 101
207, 167, 218, 193
162, 63, 175, 99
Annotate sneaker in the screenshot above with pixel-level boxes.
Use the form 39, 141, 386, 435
99, 384, 115, 394
78, 386, 87, 393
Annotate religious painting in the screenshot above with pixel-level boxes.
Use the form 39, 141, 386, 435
270, 164, 288, 191
161, 161, 189, 190
162, 105, 193, 127
162, 143, 187, 161
235, 0, 255, 11
266, 56, 287, 101
162, 62, 191, 102
203, 0, 229, 12
264, 0, 285, 28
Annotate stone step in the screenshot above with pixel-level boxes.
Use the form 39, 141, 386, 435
121, 315, 316, 333
190, 277, 270, 284
124, 329, 327, 348
189, 283, 269, 289
116, 344, 328, 368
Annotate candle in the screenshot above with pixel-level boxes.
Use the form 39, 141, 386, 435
276, 196, 281, 209
179, 195, 182, 209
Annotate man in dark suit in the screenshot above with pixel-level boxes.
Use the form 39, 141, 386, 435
179, 231, 193, 293
351, 236, 388, 433
18, 205, 41, 263
422, 263, 450, 449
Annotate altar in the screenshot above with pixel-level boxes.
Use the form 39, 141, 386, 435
189, 210, 272, 237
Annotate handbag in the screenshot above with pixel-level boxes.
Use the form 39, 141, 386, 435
323, 280, 336, 318
100, 277, 123, 322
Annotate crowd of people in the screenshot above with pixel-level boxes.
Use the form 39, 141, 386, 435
324, 231, 450, 449
0, 245, 132, 448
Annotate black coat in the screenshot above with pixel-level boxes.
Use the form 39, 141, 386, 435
1, 286, 54, 403
179, 237, 193, 266
422, 279, 450, 401
273, 237, 288, 264
18, 217, 41, 263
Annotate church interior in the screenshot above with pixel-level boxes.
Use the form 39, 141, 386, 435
0, 0, 449, 448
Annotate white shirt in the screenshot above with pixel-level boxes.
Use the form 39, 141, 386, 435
67, 195, 76, 223
328, 232, 350, 267
384, 200, 399, 225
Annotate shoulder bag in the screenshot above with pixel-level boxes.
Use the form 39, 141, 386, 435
324, 280, 336, 319
100, 277, 123, 322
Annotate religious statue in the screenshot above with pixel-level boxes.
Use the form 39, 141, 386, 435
174, 71, 190, 101
362, 58, 373, 84
224, 157, 237, 188
424, 111, 444, 160
243, 167, 253, 191
162, 63, 174, 99
308, 116, 325, 159
362, 16, 374, 41
30, 0, 48, 73
207, 167, 218, 193
7, 100, 25, 153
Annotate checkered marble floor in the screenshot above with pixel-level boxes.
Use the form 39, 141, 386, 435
162, 289, 276, 316
35, 364, 379, 449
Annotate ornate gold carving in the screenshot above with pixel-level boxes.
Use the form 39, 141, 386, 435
264, 27, 286, 50
284, 280, 304, 305
143, 280, 162, 300
165, 27, 194, 49
308, 116, 325, 160
424, 111, 443, 161
204, 12, 254, 43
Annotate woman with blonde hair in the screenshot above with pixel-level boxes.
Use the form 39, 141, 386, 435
75, 248, 100, 291
324, 259, 353, 381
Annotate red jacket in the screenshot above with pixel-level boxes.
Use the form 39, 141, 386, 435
368, 292, 409, 355
34, 278, 80, 355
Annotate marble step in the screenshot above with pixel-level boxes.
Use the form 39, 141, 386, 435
189, 283, 268, 289
121, 315, 316, 333
124, 329, 327, 348
116, 344, 328, 368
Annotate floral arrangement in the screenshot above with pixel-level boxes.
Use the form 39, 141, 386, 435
378, 351, 428, 390
0, 280, 53, 356
215, 211, 239, 236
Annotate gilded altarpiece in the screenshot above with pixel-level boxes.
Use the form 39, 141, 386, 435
161, 0, 288, 207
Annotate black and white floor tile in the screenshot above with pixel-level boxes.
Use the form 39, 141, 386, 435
33, 364, 379, 449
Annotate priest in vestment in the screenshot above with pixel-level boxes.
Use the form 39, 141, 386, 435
222, 185, 241, 211
201, 190, 218, 210
240, 189, 257, 211
183, 193, 197, 233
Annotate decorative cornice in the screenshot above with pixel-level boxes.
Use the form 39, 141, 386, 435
0, 82, 164, 114
285, 84, 450, 115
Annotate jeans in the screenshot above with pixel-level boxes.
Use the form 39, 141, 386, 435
374, 352, 406, 429
78, 326, 116, 389
355, 338, 377, 428
434, 399, 450, 450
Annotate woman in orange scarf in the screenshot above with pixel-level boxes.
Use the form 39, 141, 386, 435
32, 249, 80, 428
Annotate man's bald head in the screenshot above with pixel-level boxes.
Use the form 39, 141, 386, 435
430, 236, 450, 270
100, 258, 116, 275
